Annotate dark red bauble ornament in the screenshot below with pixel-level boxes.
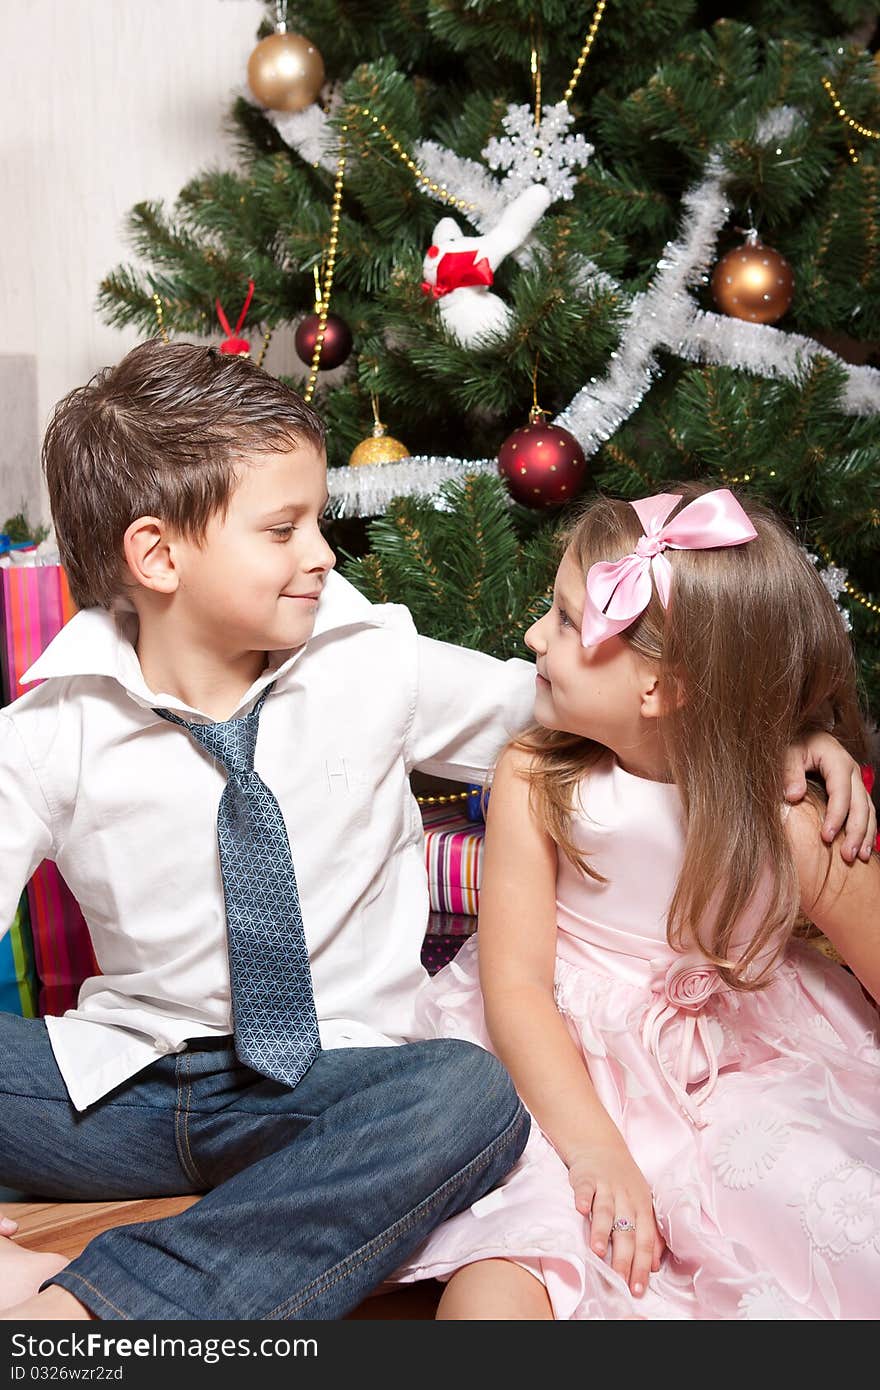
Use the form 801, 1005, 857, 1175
497, 416, 588, 508
294, 312, 353, 370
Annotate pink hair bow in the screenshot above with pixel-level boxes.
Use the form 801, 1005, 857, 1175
581, 489, 758, 647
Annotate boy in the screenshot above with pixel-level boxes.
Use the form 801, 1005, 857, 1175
0, 342, 872, 1320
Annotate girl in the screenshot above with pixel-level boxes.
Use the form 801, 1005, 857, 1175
393, 483, 880, 1320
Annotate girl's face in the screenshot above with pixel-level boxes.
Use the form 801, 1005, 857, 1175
524, 547, 665, 766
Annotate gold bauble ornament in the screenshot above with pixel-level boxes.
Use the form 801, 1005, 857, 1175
349, 398, 410, 467
247, 31, 325, 112
711, 231, 794, 324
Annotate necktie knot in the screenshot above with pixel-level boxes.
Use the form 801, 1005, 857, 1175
154, 683, 274, 779
187, 713, 258, 777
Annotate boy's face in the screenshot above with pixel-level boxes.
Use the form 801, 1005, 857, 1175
173, 441, 336, 653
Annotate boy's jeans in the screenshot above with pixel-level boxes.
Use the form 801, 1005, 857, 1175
0, 1013, 529, 1319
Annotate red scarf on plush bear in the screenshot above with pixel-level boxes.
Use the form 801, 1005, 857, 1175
421, 248, 494, 298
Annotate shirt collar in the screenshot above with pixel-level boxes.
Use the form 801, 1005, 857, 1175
19, 570, 385, 718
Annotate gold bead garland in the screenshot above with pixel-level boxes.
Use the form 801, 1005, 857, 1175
415, 791, 471, 806
304, 129, 348, 403
353, 106, 476, 212
563, 0, 608, 105
723, 469, 777, 484
530, 16, 543, 131
821, 74, 880, 164
152, 293, 170, 344
255, 327, 273, 369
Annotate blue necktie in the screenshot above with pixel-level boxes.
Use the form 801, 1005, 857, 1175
154, 683, 320, 1087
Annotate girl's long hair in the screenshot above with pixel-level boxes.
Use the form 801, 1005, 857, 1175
516, 483, 873, 989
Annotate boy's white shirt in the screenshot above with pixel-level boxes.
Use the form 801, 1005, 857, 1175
1, 571, 535, 1111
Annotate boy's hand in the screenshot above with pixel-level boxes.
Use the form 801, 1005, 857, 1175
784, 733, 876, 864
567, 1144, 665, 1298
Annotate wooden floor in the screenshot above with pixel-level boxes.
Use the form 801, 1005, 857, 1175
7, 1198, 442, 1319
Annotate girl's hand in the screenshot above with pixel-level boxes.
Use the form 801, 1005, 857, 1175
567, 1144, 665, 1297
784, 733, 876, 863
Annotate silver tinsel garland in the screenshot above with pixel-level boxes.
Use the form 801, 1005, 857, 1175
326, 456, 497, 516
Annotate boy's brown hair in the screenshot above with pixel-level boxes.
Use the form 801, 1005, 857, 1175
43, 338, 326, 610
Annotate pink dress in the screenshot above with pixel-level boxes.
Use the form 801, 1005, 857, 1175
392, 758, 880, 1319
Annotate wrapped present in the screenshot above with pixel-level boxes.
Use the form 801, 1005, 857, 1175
0, 895, 38, 1017
424, 910, 478, 937
0, 565, 98, 1015
421, 804, 485, 915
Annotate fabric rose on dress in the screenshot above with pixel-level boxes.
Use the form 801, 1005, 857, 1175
643, 951, 725, 1127
661, 951, 723, 1012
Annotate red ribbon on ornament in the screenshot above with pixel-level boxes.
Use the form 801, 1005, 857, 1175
863, 764, 880, 852
216, 279, 255, 355
421, 249, 494, 298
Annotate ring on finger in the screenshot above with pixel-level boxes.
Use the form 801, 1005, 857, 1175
611, 1216, 636, 1234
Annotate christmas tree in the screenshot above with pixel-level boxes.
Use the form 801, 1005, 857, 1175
99, 0, 880, 711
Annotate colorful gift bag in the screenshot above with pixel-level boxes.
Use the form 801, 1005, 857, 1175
0, 565, 98, 1016
421, 804, 485, 916
0, 896, 37, 1017
0, 563, 77, 687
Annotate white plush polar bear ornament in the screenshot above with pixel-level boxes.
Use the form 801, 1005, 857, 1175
421, 182, 552, 347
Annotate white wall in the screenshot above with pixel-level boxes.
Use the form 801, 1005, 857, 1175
0, 0, 277, 525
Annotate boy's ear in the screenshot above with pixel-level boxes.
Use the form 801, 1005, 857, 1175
123, 516, 180, 595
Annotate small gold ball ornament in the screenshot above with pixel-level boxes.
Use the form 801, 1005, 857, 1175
711, 230, 794, 324
247, 31, 325, 112
349, 397, 410, 467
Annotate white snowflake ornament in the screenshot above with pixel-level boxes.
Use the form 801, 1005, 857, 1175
806, 551, 852, 629
483, 101, 594, 201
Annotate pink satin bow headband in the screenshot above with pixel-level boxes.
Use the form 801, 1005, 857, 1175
580, 489, 758, 647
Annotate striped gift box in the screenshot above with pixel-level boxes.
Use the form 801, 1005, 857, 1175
0, 565, 98, 1015
421, 805, 485, 916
